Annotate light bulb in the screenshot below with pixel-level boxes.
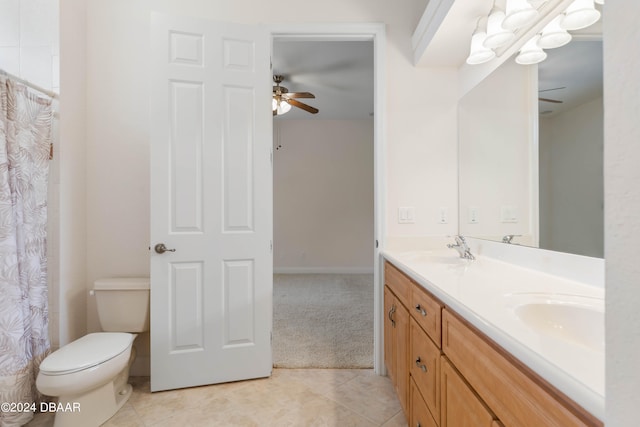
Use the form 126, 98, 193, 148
561, 0, 601, 30
516, 35, 547, 65
466, 30, 496, 65
484, 7, 516, 49
538, 15, 572, 49
503, 0, 539, 30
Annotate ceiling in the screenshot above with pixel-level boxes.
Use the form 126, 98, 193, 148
272, 39, 374, 120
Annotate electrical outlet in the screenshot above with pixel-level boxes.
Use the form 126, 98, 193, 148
438, 207, 448, 224
469, 207, 479, 224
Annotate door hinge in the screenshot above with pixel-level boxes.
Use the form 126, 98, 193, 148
270, 149, 273, 166
375, 239, 379, 248
270, 240, 273, 253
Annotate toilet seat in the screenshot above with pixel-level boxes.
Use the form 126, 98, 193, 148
40, 332, 133, 375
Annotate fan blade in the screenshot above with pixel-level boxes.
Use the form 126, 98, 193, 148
539, 86, 566, 93
539, 97, 563, 103
288, 98, 319, 114
284, 92, 315, 99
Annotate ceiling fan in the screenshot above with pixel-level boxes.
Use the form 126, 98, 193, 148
272, 75, 319, 116
538, 86, 565, 104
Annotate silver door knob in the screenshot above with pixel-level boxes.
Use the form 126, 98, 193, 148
154, 243, 176, 254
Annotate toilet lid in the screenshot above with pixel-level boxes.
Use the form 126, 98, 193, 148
39, 332, 133, 375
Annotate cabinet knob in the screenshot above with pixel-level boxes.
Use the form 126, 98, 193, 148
415, 304, 427, 317
415, 357, 428, 373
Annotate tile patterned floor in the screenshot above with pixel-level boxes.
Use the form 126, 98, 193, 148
26, 369, 407, 427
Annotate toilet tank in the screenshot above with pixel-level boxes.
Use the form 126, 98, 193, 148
94, 278, 150, 333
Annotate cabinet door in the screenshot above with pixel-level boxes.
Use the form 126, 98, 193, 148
410, 378, 438, 427
410, 318, 440, 425
384, 286, 396, 384
384, 286, 409, 415
395, 301, 410, 415
441, 357, 495, 427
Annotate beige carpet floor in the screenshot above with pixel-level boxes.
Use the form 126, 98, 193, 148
273, 274, 374, 369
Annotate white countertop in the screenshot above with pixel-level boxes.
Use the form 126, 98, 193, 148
382, 248, 604, 421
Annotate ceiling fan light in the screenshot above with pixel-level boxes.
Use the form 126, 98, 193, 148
538, 15, 572, 49
484, 8, 516, 49
276, 99, 291, 115
503, 0, 539, 31
515, 35, 547, 65
560, 0, 601, 30
466, 31, 496, 65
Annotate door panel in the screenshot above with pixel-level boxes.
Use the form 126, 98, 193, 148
150, 13, 272, 392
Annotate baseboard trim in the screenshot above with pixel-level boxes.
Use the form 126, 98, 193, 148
274, 267, 373, 275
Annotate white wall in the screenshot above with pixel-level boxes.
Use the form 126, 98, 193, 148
604, 2, 640, 425
458, 60, 534, 243
58, 0, 88, 346
274, 119, 374, 273
539, 97, 604, 258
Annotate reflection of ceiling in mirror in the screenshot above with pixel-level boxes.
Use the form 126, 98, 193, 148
538, 41, 603, 117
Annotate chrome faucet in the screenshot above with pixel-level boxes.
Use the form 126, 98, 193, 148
447, 235, 475, 260
502, 234, 520, 244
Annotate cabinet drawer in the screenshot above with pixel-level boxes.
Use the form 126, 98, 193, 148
441, 357, 495, 427
384, 261, 411, 307
442, 309, 602, 427
410, 318, 440, 425
410, 378, 438, 427
410, 285, 442, 347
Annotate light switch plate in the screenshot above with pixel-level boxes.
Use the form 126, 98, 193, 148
398, 207, 415, 224
501, 205, 518, 223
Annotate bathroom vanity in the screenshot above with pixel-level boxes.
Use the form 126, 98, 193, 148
382, 247, 604, 427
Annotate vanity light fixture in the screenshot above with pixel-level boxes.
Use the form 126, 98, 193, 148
465, 0, 602, 67
537, 15, 572, 48
484, 3, 516, 49
503, 0, 540, 30
560, 0, 601, 30
515, 35, 548, 64
466, 17, 496, 65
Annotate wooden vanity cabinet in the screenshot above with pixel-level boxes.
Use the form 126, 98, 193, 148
384, 283, 409, 414
442, 309, 602, 427
384, 260, 603, 427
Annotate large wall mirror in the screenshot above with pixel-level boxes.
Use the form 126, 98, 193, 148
458, 39, 603, 258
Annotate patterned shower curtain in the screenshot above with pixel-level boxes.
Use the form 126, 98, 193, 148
0, 75, 52, 427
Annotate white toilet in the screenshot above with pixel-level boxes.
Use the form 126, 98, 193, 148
37, 278, 150, 427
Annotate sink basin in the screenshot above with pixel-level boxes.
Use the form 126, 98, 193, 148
506, 293, 604, 352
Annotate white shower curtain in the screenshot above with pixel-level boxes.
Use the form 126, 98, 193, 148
0, 75, 52, 427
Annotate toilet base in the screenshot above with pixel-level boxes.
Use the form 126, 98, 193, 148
52, 378, 132, 427
50, 345, 136, 427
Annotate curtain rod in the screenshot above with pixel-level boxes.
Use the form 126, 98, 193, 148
0, 69, 59, 100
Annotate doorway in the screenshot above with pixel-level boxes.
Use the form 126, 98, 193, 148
269, 24, 386, 374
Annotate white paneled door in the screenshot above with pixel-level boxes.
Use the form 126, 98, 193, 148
149, 13, 272, 391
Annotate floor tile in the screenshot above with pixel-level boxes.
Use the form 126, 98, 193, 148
25, 369, 404, 426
